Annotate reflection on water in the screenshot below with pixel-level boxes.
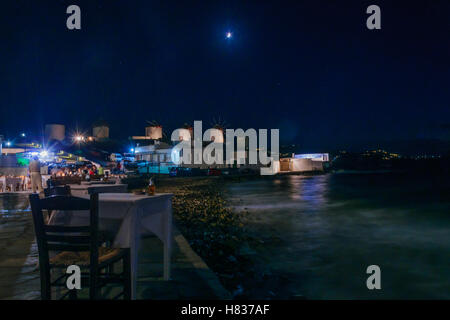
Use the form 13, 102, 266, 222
0, 194, 30, 217
227, 173, 450, 299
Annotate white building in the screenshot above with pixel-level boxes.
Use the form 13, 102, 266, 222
45, 124, 65, 142
278, 153, 329, 173
134, 141, 175, 174
145, 125, 163, 140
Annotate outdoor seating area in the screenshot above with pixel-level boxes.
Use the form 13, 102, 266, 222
47, 176, 82, 186
0, 175, 53, 192
0, 171, 126, 194
29, 193, 132, 299
0, 176, 28, 192
18, 176, 175, 299
0, 175, 115, 193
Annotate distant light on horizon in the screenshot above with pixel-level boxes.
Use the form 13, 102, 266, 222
21, 133, 26, 137
6, 141, 11, 146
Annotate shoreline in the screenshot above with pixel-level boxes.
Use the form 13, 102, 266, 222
152, 176, 296, 299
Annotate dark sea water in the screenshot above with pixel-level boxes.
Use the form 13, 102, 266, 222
226, 173, 450, 299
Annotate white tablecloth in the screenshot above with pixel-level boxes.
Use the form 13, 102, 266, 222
68, 184, 128, 197
0, 177, 5, 192
41, 175, 51, 188
4, 177, 23, 191
0, 175, 49, 192
49, 192, 173, 299
80, 181, 117, 185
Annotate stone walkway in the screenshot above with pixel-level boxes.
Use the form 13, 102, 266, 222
0, 193, 230, 300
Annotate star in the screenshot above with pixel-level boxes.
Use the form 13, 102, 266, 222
226, 32, 232, 39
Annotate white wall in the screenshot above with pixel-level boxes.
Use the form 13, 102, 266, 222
291, 158, 313, 171
93, 126, 109, 139
45, 124, 65, 141
145, 126, 163, 139
279, 158, 325, 173
1, 148, 25, 155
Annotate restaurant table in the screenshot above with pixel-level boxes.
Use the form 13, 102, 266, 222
80, 180, 117, 185
48, 192, 173, 299
0, 175, 49, 192
41, 175, 51, 188
0, 176, 5, 192
68, 184, 128, 197
5, 177, 22, 191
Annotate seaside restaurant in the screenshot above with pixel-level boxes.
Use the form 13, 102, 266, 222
0, 150, 174, 299
27, 185, 173, 300
0, 149, 78, 192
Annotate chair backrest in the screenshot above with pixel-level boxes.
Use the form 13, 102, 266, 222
29, 193, 100, 298
44, 185, 72, 197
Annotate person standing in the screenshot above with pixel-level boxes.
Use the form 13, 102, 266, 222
29, 156, 43, 193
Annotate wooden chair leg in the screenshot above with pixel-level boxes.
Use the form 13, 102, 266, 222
40, 269, 51, 300
69, 289, 78, 300
52, 269, 62, 299
123, 250, 131, 300
89, 271, 98, 300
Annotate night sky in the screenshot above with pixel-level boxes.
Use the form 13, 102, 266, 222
1, 0, 449, 151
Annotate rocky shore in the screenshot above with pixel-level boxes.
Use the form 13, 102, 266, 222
154, 176, 294, 299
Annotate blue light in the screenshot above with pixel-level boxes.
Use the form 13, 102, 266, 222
130, 148, 135, 153
294, 153, 329, 161
21, 133, 26, 137
226, 32, 232, 39
6, 141, 11, 147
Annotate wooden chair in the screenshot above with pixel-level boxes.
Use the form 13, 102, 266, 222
44, 185, 72, 197
43, 186, 72, 222
29, 193, 131, 300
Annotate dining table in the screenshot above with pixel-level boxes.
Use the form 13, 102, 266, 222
41, 175, 51, 189
5, 177, 23, 191
0, 176, 5, 192
68, 183, 128, 197
48, 192, 174, 299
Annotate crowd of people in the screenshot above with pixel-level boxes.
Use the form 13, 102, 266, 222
49, 164, 105, 178
0, 156, 129, 193
49, 160, 127, 177
0, 175, 31, 192
0, 156, 45, 192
